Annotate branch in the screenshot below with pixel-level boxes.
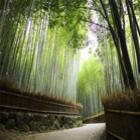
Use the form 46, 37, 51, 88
81, 18, 109, 30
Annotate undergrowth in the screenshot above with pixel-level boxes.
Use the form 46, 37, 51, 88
102, 90, 140, 111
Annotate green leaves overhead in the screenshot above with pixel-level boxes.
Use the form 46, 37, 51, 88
0, 0, 88, 49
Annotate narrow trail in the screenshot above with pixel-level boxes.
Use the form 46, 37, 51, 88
24, 123, 106, 140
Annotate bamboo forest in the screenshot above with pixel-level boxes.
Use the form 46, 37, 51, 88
0, 0, 140, 140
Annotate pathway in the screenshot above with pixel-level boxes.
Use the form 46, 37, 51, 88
24, 123, 106, 140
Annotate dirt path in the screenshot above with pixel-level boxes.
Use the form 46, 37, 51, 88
24, 123, 106, 140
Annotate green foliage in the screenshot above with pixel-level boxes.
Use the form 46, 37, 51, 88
78, 55, 105, 117
78, 56, 104, 94
0, 0, 89, 102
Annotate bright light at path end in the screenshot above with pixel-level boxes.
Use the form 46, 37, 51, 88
80, 29, 98, 64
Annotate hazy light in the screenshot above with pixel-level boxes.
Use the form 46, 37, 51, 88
80, 8, 98, 64
80, 25, 98, 64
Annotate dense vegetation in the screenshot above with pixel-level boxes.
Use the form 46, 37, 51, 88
0, 0, 140, 117
0, 0, 88, 102
78, 0, 140, 116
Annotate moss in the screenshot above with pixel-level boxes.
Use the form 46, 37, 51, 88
0, 123, 5, 131
0, 112, 8, 124
18, 123, 30, 132
5, 119, 16, 130
52, 120, 61, 129
0, 111, 82, 132
29, 121, 42, 131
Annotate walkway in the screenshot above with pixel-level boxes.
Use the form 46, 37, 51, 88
24, 123, 106, 140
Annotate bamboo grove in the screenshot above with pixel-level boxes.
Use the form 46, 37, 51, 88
94, 0, 140, 91
0, 0, 88, 102
77, 0, 140, 117
0, 0, 140, 117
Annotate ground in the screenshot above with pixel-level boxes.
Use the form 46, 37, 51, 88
0, 123, 106, 140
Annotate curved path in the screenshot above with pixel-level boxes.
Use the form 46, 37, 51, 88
24, 123, 106, 140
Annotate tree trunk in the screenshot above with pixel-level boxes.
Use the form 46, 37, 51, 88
109, 0, 137, 90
